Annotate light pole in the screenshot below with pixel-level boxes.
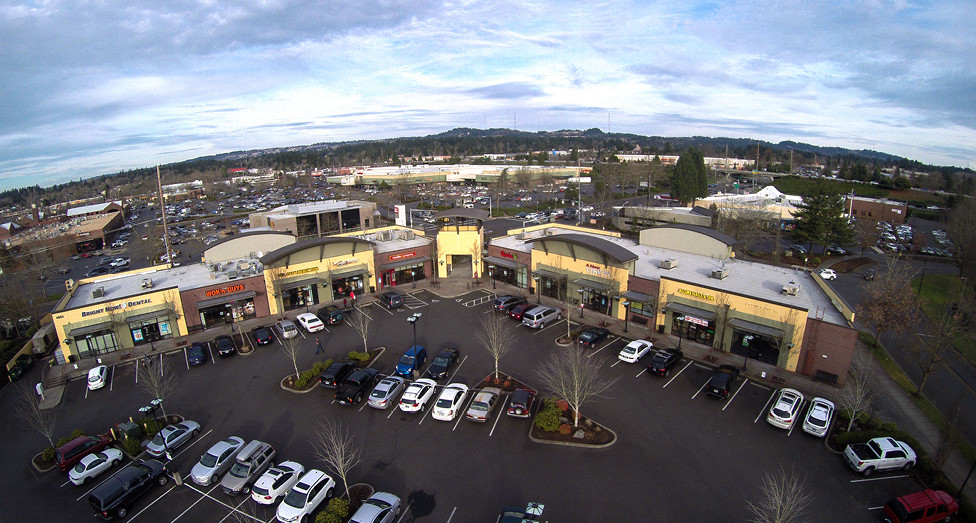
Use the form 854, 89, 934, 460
621, 300, 630, 333
407, 312, 423, 349
675, 315, 684, 349
577, 288, 585, 318
488, 266, 495, 289
139, 398, 172, 464
533, 275, 541, 303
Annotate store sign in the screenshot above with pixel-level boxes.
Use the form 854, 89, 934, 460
499, 250, 516, 259
333, 259, 358, 267
284, 267, 317, 277
683, 315, 709, 327
205, 283, 246, 298
678, 288, 714, 301
81, 298, 153, 318
584, 263, 610, 277
389, 251, 416, 262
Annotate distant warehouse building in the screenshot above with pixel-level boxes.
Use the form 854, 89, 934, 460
844, 195, 908, 224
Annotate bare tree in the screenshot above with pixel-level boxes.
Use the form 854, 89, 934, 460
745, 466, 814, 523
712, 293, 733, 351
838, 359, 875, 432
14, 381, 59, 447
536, 344, 618, 427
859, 256, 922, 343
908, 291, 971, 395
158, 291, 183, 331
279, 334, 304, 380
312, 420, 361, 499
347, 305, 373, 353
137, 356, 178, 417
714, 201, 773, 254
476, 309, 517, 380
514, 167, 532, 189
947, 198, 976, 285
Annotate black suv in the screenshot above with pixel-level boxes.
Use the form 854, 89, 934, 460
491, 295, 527, 312
335, 368, 380, 404
424, 348, 460, 380
319, 361, 357, 389
706, 365, 740, 399
316, 305, 344, 325
89, 459, 167, 520
647, 348, 683, 376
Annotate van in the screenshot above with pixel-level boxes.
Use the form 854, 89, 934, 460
380, 292, 403, 309
521, 306, 561, 329
89, 459, 167, 519
220, 440, 276, 495
882, 489, 958, 523
395, 345, 427, 377
56, 434, 113, 471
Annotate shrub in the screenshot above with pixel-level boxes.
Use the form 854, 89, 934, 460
138, 417, 162, 437
41, 447, 55, 461
120, 436, 142, 456
295, 359, 332, 388
558, 424, 572, 435
326, 497, 349, 519
347, 351, 370, 362
556, 399, 569, 412
56, 429, 87, 447
534, 408, 560, 432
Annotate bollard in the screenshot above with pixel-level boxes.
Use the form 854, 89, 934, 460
173, 471, 183, 485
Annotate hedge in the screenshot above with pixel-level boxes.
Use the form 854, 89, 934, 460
295, 360, 332, 389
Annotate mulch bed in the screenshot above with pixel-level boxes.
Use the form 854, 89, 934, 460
477, 373, 526, 393
281, 374, 318, 392
530, 409, 615, 445
342, 484, 373, 513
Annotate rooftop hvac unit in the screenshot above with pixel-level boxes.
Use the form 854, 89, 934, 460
782, 282, 800, 296
405, 230, 415, 240
227, 270, 238, 279
516, 232, 525, 240
141, 278, 153, 289
710, 269, 729, 280
659, 259, 678, 270
64, 279, 75, 292
92, 287, 104, 299
238, 261, 251, 271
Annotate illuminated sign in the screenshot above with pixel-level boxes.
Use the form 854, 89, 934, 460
389, 251, 416, 262
678, 288, 714, 301
205, 283, 246, 298
678, 315, 710, 327
584, 263, 610, 277
499, 250, 516, 259
333, 259, 358, 267
81, 298, 153, 317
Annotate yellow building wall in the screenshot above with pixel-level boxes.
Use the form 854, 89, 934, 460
656, 279, 808, 371
531, 250, 631, 320
52, 288, 188, 362
506, 223, 621, 238
264, 251, 376, 316
435, 227, 483, 278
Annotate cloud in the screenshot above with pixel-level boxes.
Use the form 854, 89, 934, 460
465, 83, 546, 99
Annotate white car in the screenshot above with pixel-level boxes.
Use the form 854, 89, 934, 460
348, 491, 402, 523
431, 383, 469, 421
252, 461, 305, 505
87, 365, 108, 390
276, 320, 299, 339
190, 436, 245, 486
766, 388, 805, 430
819, 269, 838, 280
275, 469, 335, 523
802, 397, 835, 437
617, 340, 654, 363
68, 448, 123, 485
295, 313, 325, 333
398, 379, 437, 413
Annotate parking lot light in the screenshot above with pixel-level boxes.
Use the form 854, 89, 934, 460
621, 300, 630, 333
407, 312, 423, 349
139, 398, 172, 465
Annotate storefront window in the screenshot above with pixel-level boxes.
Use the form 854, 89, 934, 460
489, 265, 520, 287
670, 315, 715, 345
382, 263, 426, 288
730, 331, 780, 366
540, 276, 566, 299
199, 298, 256, 328
332, 276, 365, 297
128, 316, 174, 346
630, 300, 653, 317
75, 330, 118, 359
283, 284, 319, 311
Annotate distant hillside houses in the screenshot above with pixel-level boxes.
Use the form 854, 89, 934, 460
323, 164, 587, 186
616, 154, 755, 170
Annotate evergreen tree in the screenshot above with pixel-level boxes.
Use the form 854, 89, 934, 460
671, 148, 707, 205
792, 185, 854, 254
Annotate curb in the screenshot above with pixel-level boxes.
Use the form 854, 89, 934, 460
364, 347, 386, 369
31, 453, 55, 473
527, 416, 617, 449
280, 376, 319, 394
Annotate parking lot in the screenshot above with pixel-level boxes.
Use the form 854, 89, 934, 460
4, 288, 923, 521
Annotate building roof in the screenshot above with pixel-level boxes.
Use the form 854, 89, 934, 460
72, 213, 119, 234
259, 200, 370, 219
66, 200, 122, 218
205, 230, 294, 252
649, 224, 737, 246
260, 236, 375, 265
432, 208, 490, 220
530, 233, 638, 263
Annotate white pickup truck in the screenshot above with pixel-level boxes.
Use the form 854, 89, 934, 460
843, 437, 916, 476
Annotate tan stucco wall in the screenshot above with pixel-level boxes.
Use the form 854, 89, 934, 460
435, 226, 482, 278
531, 242, 633, 320
640, 228, 732, 259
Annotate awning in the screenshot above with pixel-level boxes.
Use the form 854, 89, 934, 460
664, 302, 717, 321
484, 256, 521, 270
381, 256, 431, 270
125, 309, 173, 324
331, 265, 368, 279
280, 276, 322, 291
196, 290, 257, 309
532, 268, 564, 280
69, 322, 112, 337
622, 290, 654, 303
572, 277, 610, 291
728, 318, 784, 338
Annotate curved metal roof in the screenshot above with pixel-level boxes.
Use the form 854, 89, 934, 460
260, 236, 375, 265
205, 230, 295, 252
530, 233, 638, 263
653, 224, 736, 246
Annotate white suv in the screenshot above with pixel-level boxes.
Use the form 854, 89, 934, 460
276, 469, 335, 523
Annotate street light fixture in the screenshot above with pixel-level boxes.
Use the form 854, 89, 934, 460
576, 288, 585, 318
139, 398, 172, 463
621, 300, 631, 333
532, 275, 541, 303
406, 312, 423, 349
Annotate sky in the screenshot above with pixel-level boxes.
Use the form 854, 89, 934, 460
1, 0, 974, 191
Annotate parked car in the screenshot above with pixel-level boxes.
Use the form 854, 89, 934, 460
491, 295, 527, 312
221, 440, 276, 495
187, 343, 208, 366
367, 376, 406, 410
110, 257, 130, 268
348, 491, 402, 523
56, 266, 70, 274
56, 433, 114, 472
69, 448, 124, 486
275, 469, 336, 523
319, 361, 358, 389
466, 387, 502, 422
252, 326, 273, 345
7, 354, 33, 381
86, 266, 111, 277
145, 420, 201, 458
508, 303, 533, 321
882, 489, 959, 523
316, 305, 344, 325
617, 340, 653, 363
252, 461, 305, 505
706, 365, 740, 399
296, 313, 325, 333
424, 348, 460, 380
802, 397, 835, 437
766, 388, 804, 430
276, 320, 299, 339
521, 306, 561, 329
394, 345, 427, 378
843, 436, 916, 476
88, 365, 109, 390
431, 383, 469, 421
335, 368, 381, 405
647, 348, 683, 376
398, 379, 437, 413
190, 436, 245, 486
214, 335, 237, 357
379, 291, 403, 309
819, 268, 838, 280
577, 327, 610, 348
506, 387, 536, 418
88, 459, 168, 520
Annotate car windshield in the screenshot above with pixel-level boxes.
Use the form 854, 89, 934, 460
283, 488, 309, 509
199, 451, 219, 468
229, 461, 249, 478
255, 328, 269, 337
88, 374, 99, 382
252, 484, 269, 496
621, 347, 635, 354
151, 432, 166, 446
399, 355, 415, 365
370, 387, 387, 398
773, 405, 792, 418
579, 333, 594, 341
282, 323, 296, 332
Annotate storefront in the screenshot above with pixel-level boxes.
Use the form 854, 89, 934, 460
68, 324, 118, 359
533, 268, 566, 299
728, 318, 784, 366
125, 309, 176, 346
379, 253, 430, 289
622, 290, 655, 325
485, 252, 527, 288
332, 265, 369, 297
664, 301, 716, 346
574, 276, 614, 315
280, 277, 322, 310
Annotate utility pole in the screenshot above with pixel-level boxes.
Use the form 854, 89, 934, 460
156, 166, 172, 267
789, 147, 793, 174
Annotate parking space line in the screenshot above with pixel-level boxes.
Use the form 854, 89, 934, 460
271, 328, 282, 345
134, 360, 139, 384
610, 360, 622, 368
454, 393, 476, 431
531, 318, 566, 335
663, 361, 692, 387
354, 304, 373, 321
216, 495, 254, 523
722, 378, 749, 411
417, 402, 435, 425
850, 474, 910, 483
128, 483, 177, 522
447, 355, 467, 382
691, 379, 709, 399
181, 482, 265, 522
488, 404, 504, 437
387, 405, 399, 419
376, 303, 395, 315
587, 337, 617, 358
787, 401, 804, 436
446, 506, 458, 522
635, 367, 647, 377
206, 343, 216, 364
755, 390, 779, 423
85, 383, 90, 399
170, 482, 221, 522
395, 505, 409, 523
109, 365, 115, 391
171, 429, 214, 460
74, 455, 135, 500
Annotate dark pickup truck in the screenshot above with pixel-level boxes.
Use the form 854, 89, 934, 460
335, 368, 380, 405
319, 361, 357, 389
89, 459, 168, 520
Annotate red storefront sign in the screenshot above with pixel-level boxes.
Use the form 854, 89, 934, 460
499, 250, 516, 259
389, 251, 416, 262
205, 283, 246, 298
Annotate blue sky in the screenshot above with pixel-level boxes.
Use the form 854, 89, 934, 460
1, 0, 974, 191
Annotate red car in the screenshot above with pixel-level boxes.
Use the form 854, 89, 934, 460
509, 304, 533, 321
